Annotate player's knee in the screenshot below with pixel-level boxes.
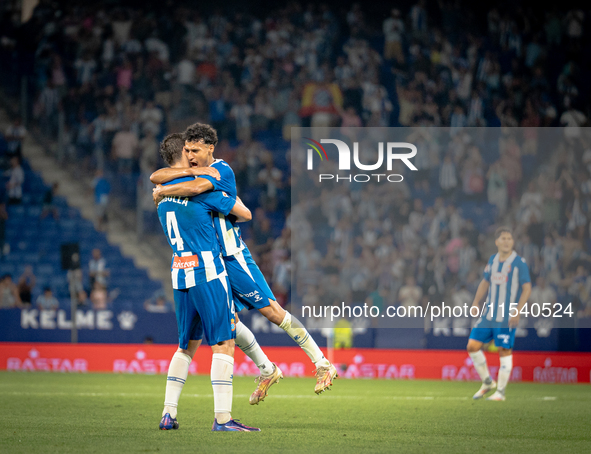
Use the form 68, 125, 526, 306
212, 339, 235, 357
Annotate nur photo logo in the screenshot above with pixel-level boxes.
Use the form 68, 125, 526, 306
303, 137, 418, 183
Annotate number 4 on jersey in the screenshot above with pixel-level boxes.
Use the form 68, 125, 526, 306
166, 211, 184, 251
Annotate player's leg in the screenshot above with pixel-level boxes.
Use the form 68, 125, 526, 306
233, 310, 283, 405
210, 339, 235, 425
199, 273, 260, 431
230, 250, 337, 393
223, 254, 276, 378
487, 327, 515, 401
225, 253, 283, 403
240, 251, 335, 374
160, 289, 203, 430
271, 304, 337, 393
467, 324, 496, 399
234, 311, 275, 377
161, 339, 201, 429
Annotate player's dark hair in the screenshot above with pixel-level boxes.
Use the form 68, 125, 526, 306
159, 133, 185, 166
184, 123, 218, 146
494, 226, 513, 239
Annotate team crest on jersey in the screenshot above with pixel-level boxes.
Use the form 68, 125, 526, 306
506, 265, 511, 272
222, 191, 228, 197
230, 318, 236, 331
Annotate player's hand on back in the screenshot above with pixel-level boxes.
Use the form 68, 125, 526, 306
191, 167, 220, 180
153, 184, 164, 206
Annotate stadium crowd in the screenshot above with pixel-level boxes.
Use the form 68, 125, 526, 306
0, 1, 590, 316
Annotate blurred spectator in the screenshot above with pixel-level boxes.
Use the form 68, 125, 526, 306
92, 170, 111, 230
439, 155, 458, 199
67, 266, 85, 307
458, 237, 477, 280
519, 181, 543, 226
6, 157, 24, 204
4, 118, 26, 160
90, 282, 109, 310
529, 276, 556, 311
144, 290, 174, 313
451, 285, 472, 308
0, 200, 7, 257
89, 248, 109, 289
383, 9, 404, 63
140, 100, 164, 136
0, 274, 21, 309
398, 276, 422, 308
36, 287, 59, 311
17, 266, 36, 308
487, 161, 508, 216
517, 234, 540, 277
40, 183, 59, 220
111, 124, 138, 173
340, 106, 362, 128
230, 94, 253, 141
257, 154, 283, 211
139, 130, 159, 179
252, 210, 275, 254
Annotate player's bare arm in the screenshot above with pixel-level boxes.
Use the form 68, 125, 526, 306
509, 282, 532, 328
150, 166, 220, 184
471, 279, 490, 312
231, 198, 252, 222
153, 178, 214, 205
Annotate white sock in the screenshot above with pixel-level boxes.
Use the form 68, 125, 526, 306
280, 311, 329, 367
469, 351, 492, 384
235, 321, 274, 376
163, 351, 191, 418
211, 353, 233, 424
497, 355, 513, 394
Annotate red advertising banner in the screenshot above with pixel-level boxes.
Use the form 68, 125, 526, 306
1, 343, 590, 384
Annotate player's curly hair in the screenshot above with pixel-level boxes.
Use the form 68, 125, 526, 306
184, 123, 218, 146
159, 133, 185, 166
494, 226, 513, 239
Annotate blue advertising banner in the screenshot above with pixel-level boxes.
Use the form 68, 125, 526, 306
1, 309, 589, 351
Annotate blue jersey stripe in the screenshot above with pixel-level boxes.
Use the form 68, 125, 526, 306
483, 252, 531, 323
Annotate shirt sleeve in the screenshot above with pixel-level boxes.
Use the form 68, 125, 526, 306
201, 190, 236, 216
518, 257, 531, 286
483, 256, 493, 282
200, 162, 237, 196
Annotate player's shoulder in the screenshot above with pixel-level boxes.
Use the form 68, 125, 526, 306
515, 253, 530, 267
211, 159, 234, 173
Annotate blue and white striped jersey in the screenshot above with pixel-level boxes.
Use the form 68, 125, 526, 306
157, 176, 236, 290
199, 159, 246, 257
482, 251, 531, 323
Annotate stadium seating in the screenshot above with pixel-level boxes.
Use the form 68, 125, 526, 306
2, 159, 162, 310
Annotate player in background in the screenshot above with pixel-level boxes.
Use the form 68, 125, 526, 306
467, 227, 532, 401
156, 134, 259, 432
152, 124, 338, 403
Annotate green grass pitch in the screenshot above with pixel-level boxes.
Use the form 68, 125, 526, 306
1, 372, 590, 453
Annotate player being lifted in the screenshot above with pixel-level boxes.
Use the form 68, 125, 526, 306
156, 133, 259, 432
152, 124, 338, 404
467, 227, 531, 401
